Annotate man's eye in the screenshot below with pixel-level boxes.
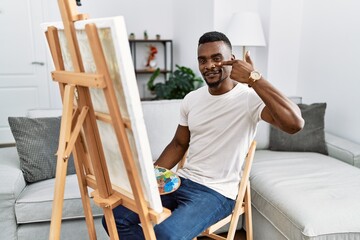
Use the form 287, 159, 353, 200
198, 59, 206, 64
213, 57, 222, 62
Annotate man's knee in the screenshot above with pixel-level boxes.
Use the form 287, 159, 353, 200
155, 224, 199, 240
155, 231, 178, 240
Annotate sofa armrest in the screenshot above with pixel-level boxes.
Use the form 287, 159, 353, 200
0, 147, 26, 239
0, 147, 26, 199
325, 132, 360, 168
26, 108, 62, 118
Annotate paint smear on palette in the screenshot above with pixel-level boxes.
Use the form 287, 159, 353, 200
154, 166, 181, 195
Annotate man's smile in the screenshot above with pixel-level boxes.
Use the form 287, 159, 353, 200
204, 69, 222, 78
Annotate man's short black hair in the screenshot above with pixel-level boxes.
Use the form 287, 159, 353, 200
198, 31, 232, 50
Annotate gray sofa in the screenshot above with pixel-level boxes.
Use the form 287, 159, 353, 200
1, 100, 360, 240
251, 121, 360, 240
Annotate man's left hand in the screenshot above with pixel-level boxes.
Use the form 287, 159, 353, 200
220, 51, 255, 84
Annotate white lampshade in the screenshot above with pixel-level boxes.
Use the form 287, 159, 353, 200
226, 12, 266, 47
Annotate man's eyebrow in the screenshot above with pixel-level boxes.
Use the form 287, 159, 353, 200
197, 53, 222, 60
211, 53, 222, 58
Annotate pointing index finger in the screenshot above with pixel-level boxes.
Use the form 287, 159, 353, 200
220, 60, 236, 66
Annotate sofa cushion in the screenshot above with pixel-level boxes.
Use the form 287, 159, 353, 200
269, 103, 328, 155
15, 174, 103, 224
142, 100, 182, 160
251, 150, 360, 240
254, 96, 303, 150
8, 117, 75, 183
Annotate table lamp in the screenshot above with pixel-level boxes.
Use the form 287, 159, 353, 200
226, 12, 266, 60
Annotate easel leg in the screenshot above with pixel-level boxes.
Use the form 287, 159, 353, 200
103, 207, 119, 240
245, 182, 253, 240
49, 85, 75, 240
71, 108, 97, 240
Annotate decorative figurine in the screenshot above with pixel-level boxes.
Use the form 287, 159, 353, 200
144, 30, 148, 40
145, 44, 158, 70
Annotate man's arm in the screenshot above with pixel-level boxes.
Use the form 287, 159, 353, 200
252, 78, 304, 134
154, 125, 190, 170
221, 52, 304, 134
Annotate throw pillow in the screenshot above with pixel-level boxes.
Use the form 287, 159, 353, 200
8, 117, 76, 183
269, 103, 328, 155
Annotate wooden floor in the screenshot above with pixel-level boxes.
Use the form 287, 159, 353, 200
198, 229, 246, 240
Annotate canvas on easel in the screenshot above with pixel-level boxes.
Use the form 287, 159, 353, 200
41, 1, 170, 239
42, 16, 163, 213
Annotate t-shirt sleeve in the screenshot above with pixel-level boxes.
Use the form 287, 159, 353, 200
247, 90, 266, 122
179, 97, 189, 126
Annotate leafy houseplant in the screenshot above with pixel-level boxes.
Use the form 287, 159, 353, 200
147, 65, 203, 100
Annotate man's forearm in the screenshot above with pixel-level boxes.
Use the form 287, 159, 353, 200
154, 141, 188, 170
252, 78, 304, 134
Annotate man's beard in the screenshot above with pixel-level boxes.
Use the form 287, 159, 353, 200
204, 69, 227, 88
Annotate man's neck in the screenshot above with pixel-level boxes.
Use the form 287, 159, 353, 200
208, 80, 237, 95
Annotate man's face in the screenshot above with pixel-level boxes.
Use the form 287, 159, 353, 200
197, 41, 234, 88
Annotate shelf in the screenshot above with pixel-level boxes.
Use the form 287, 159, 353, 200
129, 39, 172, 43
135, 69, 171, 74
129, 39, 173, 76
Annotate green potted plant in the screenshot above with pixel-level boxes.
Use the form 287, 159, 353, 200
147, 65, 203, 100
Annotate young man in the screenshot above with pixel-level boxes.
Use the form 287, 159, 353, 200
103, 31, 304, 239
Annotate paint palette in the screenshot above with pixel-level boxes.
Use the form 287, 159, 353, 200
154, 166, 181, 195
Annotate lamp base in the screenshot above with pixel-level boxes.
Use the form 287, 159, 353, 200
242, 46, 246, 60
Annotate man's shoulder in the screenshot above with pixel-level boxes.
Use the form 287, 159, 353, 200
184, 85, 207, 100
180, 86, 207, 112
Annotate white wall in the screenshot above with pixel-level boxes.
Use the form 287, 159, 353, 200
297, 0, 360, 144
172, 0, 214, 74
44, 0, 174, 39
213, 0, 270, 78
41, 0, 360, 144
266, 0, 303, 96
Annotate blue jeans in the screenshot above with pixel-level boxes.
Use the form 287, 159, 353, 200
102, 177, 235, 240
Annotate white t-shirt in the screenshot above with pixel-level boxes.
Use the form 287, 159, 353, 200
177, 83, 265, 199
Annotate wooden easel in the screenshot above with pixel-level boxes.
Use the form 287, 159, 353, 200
44, 1, 171, 239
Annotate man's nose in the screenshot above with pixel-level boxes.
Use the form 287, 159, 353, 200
204, 61, 216, 70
